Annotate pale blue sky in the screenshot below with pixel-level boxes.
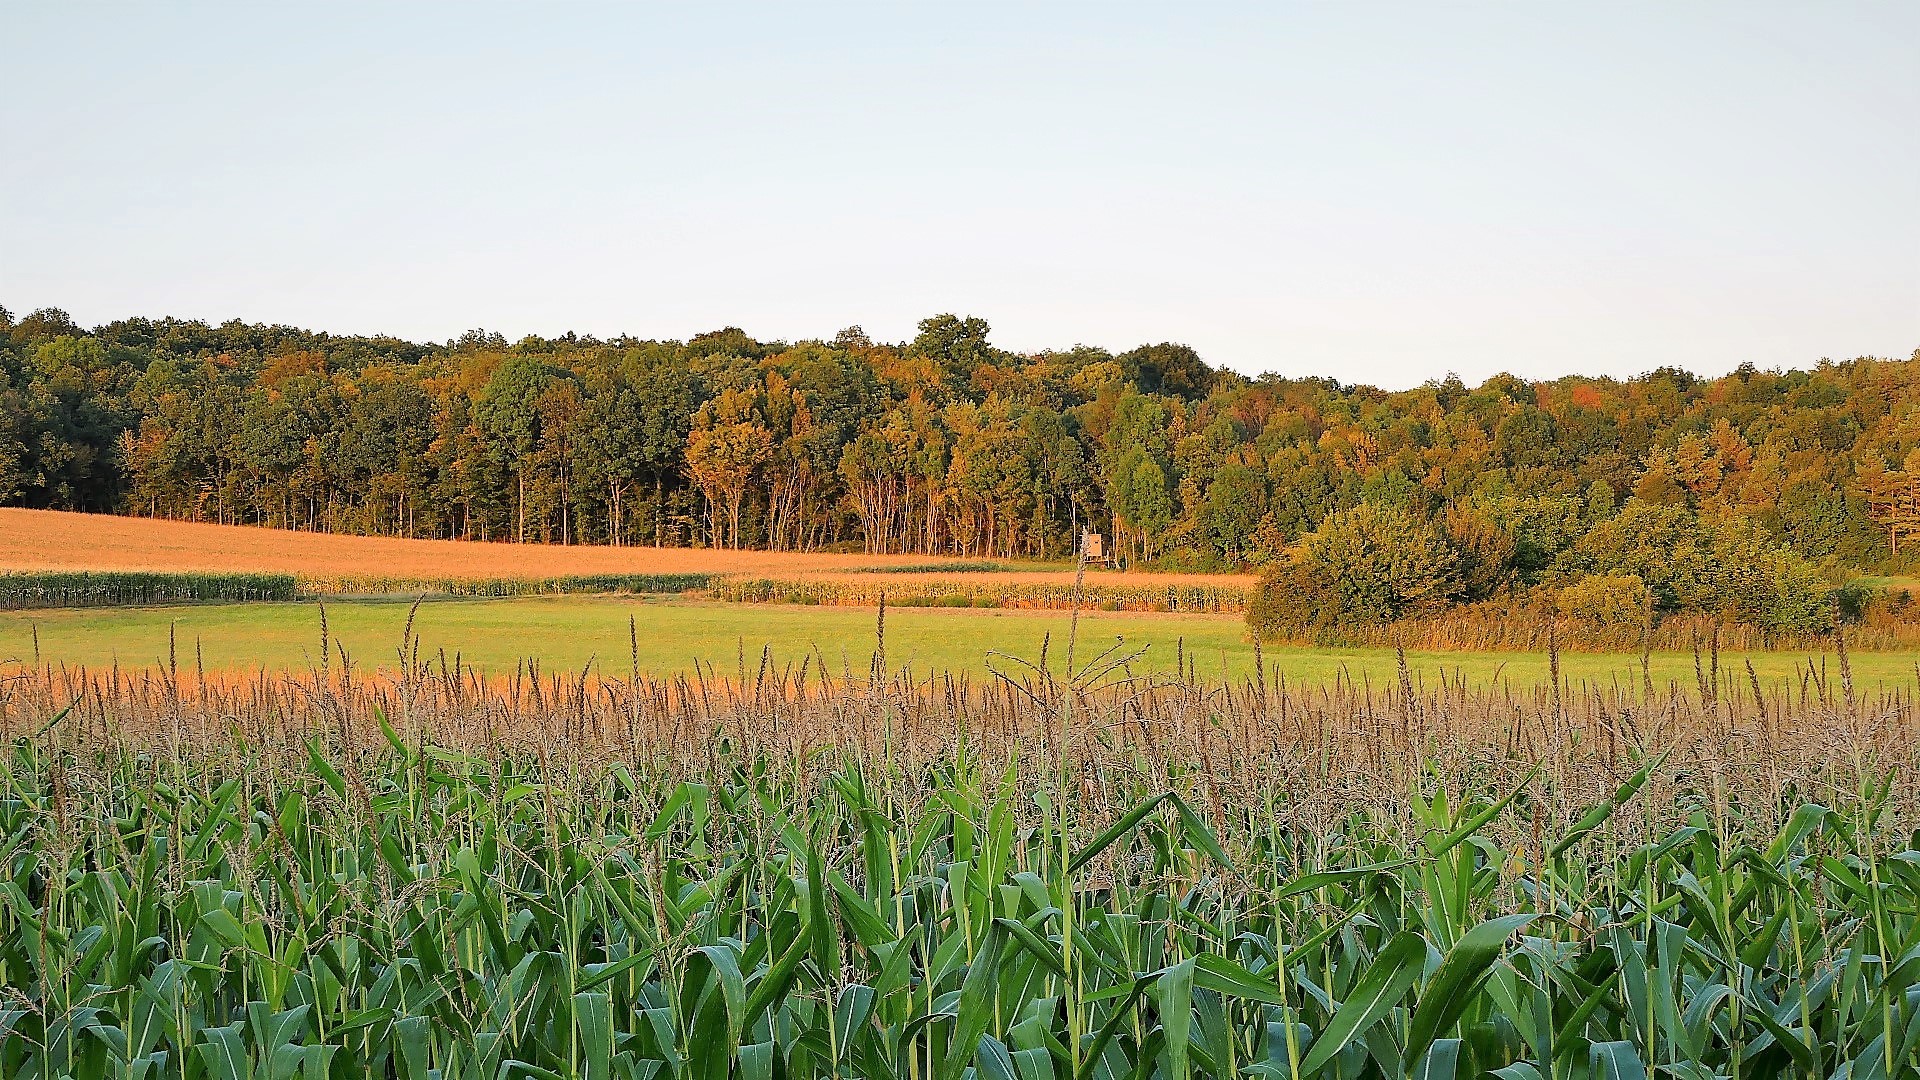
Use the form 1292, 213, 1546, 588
3, 3, 1914, 386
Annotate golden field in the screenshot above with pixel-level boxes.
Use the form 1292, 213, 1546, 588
0, 508, 924, 577
0, 507, 1252, 593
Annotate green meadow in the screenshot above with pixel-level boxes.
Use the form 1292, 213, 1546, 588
2, 594, 1912, 690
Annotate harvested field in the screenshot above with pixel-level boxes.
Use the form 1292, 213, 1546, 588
0, 507, 944, 578
0, 509, 1248, 601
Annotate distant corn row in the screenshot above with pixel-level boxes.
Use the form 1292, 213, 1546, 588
713, 574, 1253, 612
838, 560, 1027, 574
0, 566, 1249, 611
0, 570, 297, 608
0, 570, 714, 608
295, 572, 716, 598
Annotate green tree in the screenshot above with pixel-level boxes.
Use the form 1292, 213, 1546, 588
1204, 463, 1266, 564
908, 314, 997, 397
474, 358, 567, 542
1116, 342, 1214, 400
1109, 448, 1174, 564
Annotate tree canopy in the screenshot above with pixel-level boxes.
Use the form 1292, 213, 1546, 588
3, 305, 1916, 625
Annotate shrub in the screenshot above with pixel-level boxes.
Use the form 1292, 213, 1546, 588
1713, 550, 1834, 636
1695, 516, 1835, 635
1835, 580, 1876, 622
1558, 502, 1835, 634
1554, 573, 1652, 627
1249, 502, 1460, 637
1442, 500, 1518, 600
1558, 501, 1707, 609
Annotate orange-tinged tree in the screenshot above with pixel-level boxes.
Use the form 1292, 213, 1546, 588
685, 388, 773, 549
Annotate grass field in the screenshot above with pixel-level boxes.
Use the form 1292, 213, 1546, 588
4, 593, 1913, 688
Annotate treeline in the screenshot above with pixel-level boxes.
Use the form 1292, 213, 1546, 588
2, 303, 1916, 592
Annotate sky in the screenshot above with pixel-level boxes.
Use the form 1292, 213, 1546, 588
2, 3, 1915, 388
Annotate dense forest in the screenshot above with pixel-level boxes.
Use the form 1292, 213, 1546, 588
2, 303, 1916, 631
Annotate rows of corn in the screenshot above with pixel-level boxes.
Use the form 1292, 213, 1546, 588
295, 574, 717, 600
0, 572, 299, 609
4, 690, 1918, 1080
0, 572, 714, 610
712, 576, 1251, 613
0, 569, 1246, 613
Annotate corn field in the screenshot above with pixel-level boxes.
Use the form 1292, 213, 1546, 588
4, 620, 1920, 1080
0, 574, 715, 610
0, 573, 299, 610
296, 575, 717, 601
712, 576, 1251, 614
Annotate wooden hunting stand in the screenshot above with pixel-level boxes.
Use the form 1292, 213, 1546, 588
1079, 529, 1108, 564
